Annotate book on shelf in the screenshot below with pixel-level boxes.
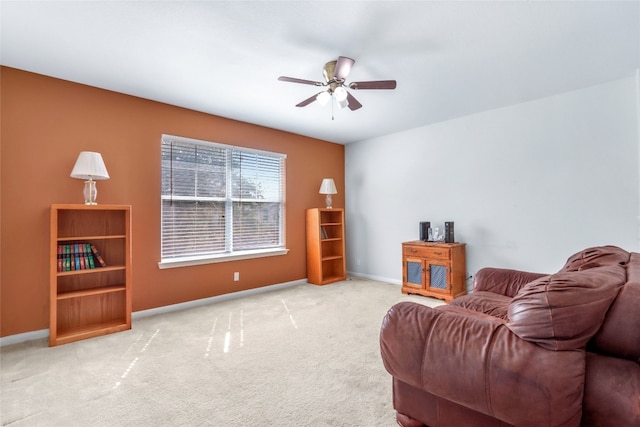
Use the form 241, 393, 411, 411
75, 243, 82, 271
57, 244, 63, 272
84, 243, 95, 269
56, 242, 107, 272
64, 244, 71, 271
90, 244, 107, 268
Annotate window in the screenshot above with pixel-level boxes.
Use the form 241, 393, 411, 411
159, 135, 287, 268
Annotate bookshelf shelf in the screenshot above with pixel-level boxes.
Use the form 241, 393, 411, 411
57, 235, 126, 242
321, 255, 343, 261
55, 321, 131, 346
57, 285, 127, 300
50, 204, 132, 346
57, 265, 126, 277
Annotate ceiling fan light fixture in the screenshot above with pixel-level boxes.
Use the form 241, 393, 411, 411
278, 56, 397, 112
334, 86, 348, 101
317, 91, 331, 106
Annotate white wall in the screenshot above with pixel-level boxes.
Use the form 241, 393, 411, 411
345, 76, 640, 287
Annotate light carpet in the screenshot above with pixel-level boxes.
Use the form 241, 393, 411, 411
1, 278, 443, 426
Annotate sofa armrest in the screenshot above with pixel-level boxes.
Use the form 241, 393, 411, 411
380, 302, 584, 427
473, 267, 548, 297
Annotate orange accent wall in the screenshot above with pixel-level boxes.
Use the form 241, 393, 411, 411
0, 66, 345, 338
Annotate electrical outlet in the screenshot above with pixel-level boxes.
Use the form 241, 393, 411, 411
234, 272, 239, 281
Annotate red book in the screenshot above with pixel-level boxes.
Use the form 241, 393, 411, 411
57, 244, 63, 272
90, 244, 107, 268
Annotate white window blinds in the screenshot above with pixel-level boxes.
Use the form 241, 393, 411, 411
161, 135, 286, 261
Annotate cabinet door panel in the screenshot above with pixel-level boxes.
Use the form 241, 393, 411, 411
405, 259, 424, 288
429, 264, 448, 290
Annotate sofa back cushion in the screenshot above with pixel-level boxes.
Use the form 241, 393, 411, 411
507, 265, 626, 351
587, 253, 640, 361
559, 245, 629, 272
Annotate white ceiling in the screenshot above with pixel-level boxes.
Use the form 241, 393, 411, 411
2, 1, 639, 144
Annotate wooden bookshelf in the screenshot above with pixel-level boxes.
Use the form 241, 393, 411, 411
306, 208, 346, 285
50, 204, 132, 346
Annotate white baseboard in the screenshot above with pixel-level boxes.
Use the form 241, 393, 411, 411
132, 279, 306, 320
347, 271, 401, 285
0, 329, 49, 347
1, 279, 308, 347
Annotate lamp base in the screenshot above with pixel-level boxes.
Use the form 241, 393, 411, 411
325, 194, 333, 209
83, 180, 98, 205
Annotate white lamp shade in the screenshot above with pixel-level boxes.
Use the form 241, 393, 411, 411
334, 87, 349, 109
70, 152, 110, 180
319, 178, 337, 195
317, 91, 331, 106
334, 86, 348, 101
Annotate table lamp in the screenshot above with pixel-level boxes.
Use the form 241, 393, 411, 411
70, 151, 110, 205
319, 178, 337, 209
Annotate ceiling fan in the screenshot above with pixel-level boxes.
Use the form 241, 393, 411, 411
278, 56, 397, 111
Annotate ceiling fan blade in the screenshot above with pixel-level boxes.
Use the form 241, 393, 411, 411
278, 76, 324, 86
334, 56, 355, 80
295, 92, 324, 107
349, 80, 397, 90
346, 92, 362, 111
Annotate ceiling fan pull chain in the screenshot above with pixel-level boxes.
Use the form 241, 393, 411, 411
331, 96, 335, 120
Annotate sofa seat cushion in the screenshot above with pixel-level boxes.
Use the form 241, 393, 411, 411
507, 265, 626, 351
448, 291, 511, 321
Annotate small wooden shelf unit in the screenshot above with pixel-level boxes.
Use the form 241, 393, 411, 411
306, 208, 346, 285
50, 204, 132, 346
401, 241, 466, 303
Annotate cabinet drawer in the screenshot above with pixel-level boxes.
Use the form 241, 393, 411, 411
403, 245, 451, 260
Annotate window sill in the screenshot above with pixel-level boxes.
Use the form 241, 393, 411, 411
158, 248, 290, 269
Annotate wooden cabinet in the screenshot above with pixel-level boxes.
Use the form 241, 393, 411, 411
306, 208, 346, 285
50, 204, 131, 346
402, 241, 466, 302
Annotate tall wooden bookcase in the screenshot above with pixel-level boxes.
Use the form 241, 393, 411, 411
306, 208, 346, 285
50, 204, 132, 346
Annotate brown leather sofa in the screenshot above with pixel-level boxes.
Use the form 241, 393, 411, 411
380, 246, 640, 427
